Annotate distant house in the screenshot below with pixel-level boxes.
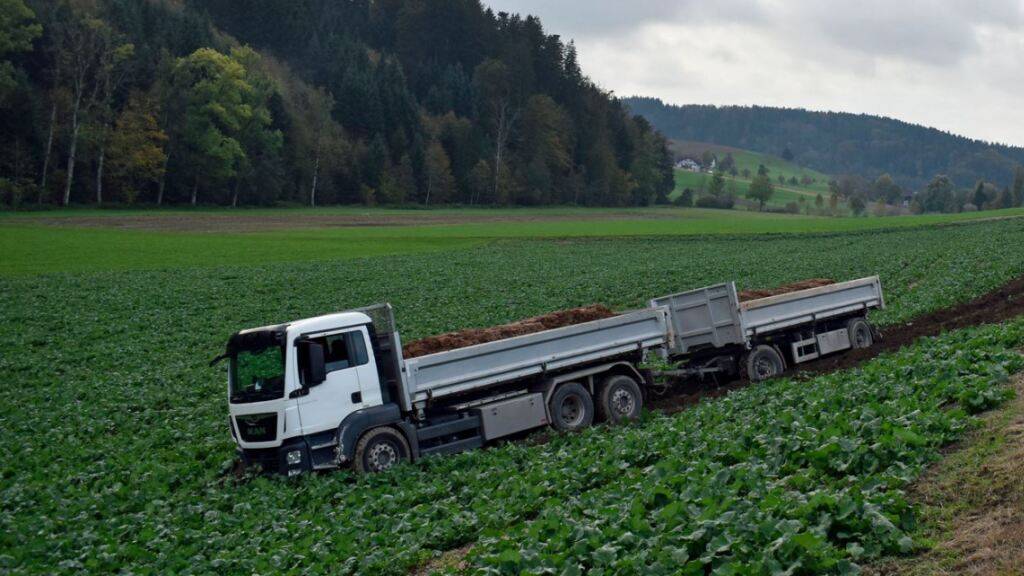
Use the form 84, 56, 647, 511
675, 158, 701, 172
901, 192, 914, 208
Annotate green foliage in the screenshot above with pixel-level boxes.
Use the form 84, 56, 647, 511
3, 221, 1024, 572
106, 92, 168, 202
0, 0, 40, 101
2, 0, 674, 207
747, 173, 775, 211
170, 47, 278, 203
707, 170, 726, 197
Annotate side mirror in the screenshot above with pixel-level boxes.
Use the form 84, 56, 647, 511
299, 340, 326, 386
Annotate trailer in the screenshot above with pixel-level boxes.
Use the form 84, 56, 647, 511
652, 276, 884, 379
216, 276, 883, 475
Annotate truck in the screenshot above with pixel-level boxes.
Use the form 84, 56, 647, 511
215, 276, 883, 475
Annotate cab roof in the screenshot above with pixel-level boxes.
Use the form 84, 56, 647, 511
287, 311, 373, 336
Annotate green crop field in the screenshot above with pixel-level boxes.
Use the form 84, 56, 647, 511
3, 207, 1024, 275
3, 215, 1024, 574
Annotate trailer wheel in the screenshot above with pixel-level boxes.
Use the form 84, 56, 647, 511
548, 383, 594, 432
847, 318, 874, 349
745, 345, 785, 382
597, 374, 643, 424
354, 427, 410, 474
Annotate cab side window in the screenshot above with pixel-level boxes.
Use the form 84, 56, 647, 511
305, 330, 369, 377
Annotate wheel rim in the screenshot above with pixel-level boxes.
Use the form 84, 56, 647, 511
754, 354, 778, 379
854, 326, 871, 347
368, 441, 399, 471
559, 394, 585, 427
610, 387, 636, 417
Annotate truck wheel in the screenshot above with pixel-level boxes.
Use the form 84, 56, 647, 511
847, 318, 874, 349
745, 345, 785, 382
548, 383, 594, 432
597, 374, 643, 424
354, 427, 410, 474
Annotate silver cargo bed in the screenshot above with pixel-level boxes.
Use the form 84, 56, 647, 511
400, 308, 670, 409
653, 276, 884, 354
739, 276, 884, 336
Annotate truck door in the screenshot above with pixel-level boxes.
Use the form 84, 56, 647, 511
296, 327, 372, 435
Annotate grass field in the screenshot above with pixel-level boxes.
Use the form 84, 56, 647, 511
4, 206, 1024, 275
671, 140, 834, 192
3, 214, 1024, 573
670, 140, 837, 208
672, 170, 831, 210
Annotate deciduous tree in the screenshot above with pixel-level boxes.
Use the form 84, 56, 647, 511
107, 92, 166, 203
423, 140, 454, 206
747, 174, 774, 211
0, 0, 41, 103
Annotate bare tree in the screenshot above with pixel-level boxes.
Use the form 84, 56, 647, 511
473, 59, 520, 204
92, 43, 134, 205
38, 66, 61, 203
53, 9, 118, 206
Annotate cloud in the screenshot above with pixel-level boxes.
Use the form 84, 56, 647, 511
485, 0, 765, 37
482, 0, 1024, 146
774, 0, 1024, 66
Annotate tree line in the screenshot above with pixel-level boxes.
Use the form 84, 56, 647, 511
0, 0, 675, 208
625, 97, 1024, 193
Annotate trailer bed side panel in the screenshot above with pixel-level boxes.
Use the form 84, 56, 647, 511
739, 276, 883, 335
402, 309, 669, 405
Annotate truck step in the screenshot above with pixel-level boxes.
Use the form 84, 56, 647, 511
419, 436, 483, 458
308, 438, 338, 451
309, 445, 339, 470
416, 415, 481, 441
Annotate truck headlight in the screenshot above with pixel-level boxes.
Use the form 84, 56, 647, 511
286, 449, 303, 466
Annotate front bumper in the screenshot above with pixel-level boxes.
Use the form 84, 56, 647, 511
238, 437, 312, 476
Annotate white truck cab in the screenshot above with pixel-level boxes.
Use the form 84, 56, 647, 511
223, 311, 393, 475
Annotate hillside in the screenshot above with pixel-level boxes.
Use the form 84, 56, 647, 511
624, 97, 1024, 190
671, 140, 833, 194
669, 140, 844, 212
0, 0, 673, 208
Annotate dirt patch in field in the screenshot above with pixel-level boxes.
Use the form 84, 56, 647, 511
737, 278, 835, 302
412, 543, 473, 576
402, 305, 617, 358
866, 372, 1024, 576
6, 210, 679, 233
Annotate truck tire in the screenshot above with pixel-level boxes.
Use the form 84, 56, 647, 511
745, 345, 785, 382
548, 382, 594, 432
847, 318, 874, 349
353, 427, 410, 474
597, 374, 643, 424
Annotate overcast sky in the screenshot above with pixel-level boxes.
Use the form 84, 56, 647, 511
484, 0, 1024, 147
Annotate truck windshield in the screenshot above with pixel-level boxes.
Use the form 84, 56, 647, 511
230, 346, 285, 404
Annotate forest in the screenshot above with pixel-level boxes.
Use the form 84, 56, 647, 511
625, 97, 1024, 192
0, 0, 675, 208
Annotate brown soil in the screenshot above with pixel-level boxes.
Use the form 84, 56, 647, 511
402, 305, 617, 358
738, 278, 835, 301
4, 210, 678, 233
